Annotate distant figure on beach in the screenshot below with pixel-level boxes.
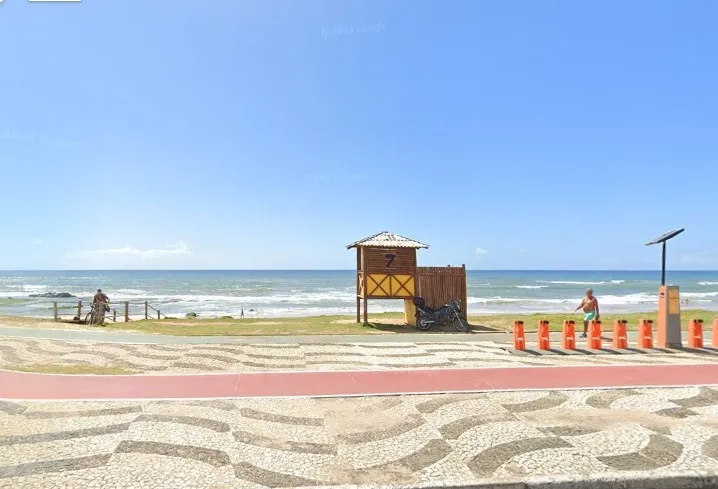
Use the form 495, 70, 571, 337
93, 289, 109, 324
574, 288, 599, 338
240, 309, 244, 319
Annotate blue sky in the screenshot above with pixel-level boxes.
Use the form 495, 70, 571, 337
1, 0, 717, 270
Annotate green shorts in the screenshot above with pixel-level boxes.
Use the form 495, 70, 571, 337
584, 311, 597, 322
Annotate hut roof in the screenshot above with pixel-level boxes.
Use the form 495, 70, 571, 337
346, 231, 429, 249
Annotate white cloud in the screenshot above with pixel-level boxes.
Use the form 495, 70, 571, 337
475, 247, 488, 255
70, 242, 192, 260
30, 238, 44, 245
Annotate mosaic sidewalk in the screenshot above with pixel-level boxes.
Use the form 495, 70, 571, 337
2, 388, 718, 488
1, 336, 717, 375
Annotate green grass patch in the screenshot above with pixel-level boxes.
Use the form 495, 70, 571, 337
472, 309, 717, 332
3, 309, 716, 336
98, 309, 718, 335
103, 313, 425, 336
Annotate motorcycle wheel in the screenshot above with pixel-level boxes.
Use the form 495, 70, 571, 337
453, 314, 470, 333
416, 317, 433, 331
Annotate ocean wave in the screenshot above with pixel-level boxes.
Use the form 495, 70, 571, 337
516, 285, 549, 289
115, 288, 148, 295
5, 284, 49, 292
0, 291, 35, 298
682, 291, 718, 299
467, 293, 665, 306
598, 293, 656, 305
539, 280, 624, 285
698, 281, 718, 286
468, 297, 568, 305
111, 291, 358, 305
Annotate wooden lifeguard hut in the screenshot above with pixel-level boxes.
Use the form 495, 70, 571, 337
348, 231, 468, 326
347, 231, 427, 324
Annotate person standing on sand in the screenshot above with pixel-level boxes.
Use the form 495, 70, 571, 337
92, 289, 109, 325
574, 288, 599, 338
240, 309, 244, 319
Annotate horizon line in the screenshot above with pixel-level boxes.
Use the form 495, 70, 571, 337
1, 269, 717, 273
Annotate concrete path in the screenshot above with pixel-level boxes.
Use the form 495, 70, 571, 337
3, 335, 718, 381
1, 324, 718, 488
0, 325, 512, 344
1, 324, 713, 346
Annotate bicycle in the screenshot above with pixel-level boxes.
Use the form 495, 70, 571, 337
84, 303, 109, 326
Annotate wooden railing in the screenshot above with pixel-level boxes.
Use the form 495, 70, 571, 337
52, 300, 169, 323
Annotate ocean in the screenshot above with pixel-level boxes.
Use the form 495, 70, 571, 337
1, 270, 717, 319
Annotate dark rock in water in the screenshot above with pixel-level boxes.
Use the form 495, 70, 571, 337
29, 292, 75, 298
248, 309, 255, 312
185, 312, 198, 318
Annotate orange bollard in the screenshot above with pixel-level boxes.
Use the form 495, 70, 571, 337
639, 319, 653, 348
712, 318, 718, 348
513, 320, 525, 350
588, 320, 602, 349
562, 320, 576, 350
687, 319, 703, 348
612, 320, 628, 349
537, 320, 550, 350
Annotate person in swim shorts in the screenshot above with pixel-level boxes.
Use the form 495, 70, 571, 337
575, 288, 599, 338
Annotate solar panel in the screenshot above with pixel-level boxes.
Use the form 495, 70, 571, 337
645, 228, 685, 246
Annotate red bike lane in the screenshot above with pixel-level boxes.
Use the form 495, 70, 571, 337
1, 363, 717, 400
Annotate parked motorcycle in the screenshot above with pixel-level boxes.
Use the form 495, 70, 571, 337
413, 296, 470, 333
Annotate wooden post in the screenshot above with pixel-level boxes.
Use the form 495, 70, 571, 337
157, 310, 161, 320
361, 246, 368, 324
77, 301, 82, 320
113, 309, 117, 322
124, 302, 129, 322
53, 301, 58, 321
462, 264, 468, 320
356, 249, 362, 323
144, 301, 148, 320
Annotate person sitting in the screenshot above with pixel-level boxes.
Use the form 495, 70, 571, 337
92, 289, 109, 325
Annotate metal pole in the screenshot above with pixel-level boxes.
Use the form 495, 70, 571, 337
661, 241, 667, 286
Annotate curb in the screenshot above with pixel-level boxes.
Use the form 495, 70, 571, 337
304, 472, 718, 489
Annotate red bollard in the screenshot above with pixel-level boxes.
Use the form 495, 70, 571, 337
613, 320, 628, 349
588, 320, 602, 349
687, 319, 704, 348
537, 320, 550, 350
713, 319, 718, 348
639, 319, 653, 348
513, 321, 525, 350
562, 320, 576, 350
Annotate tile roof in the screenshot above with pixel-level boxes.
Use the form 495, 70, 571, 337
346, 231, 429, 249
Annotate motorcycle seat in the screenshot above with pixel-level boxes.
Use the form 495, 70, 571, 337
416, 304, 439, 314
